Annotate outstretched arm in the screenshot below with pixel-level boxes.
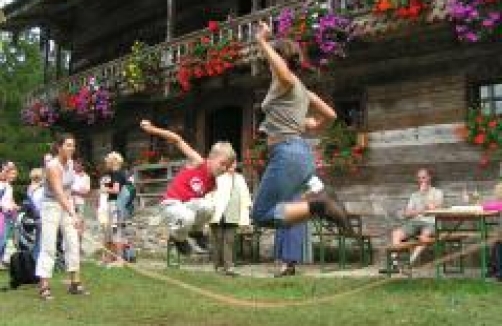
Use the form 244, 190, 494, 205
255, 21, 296, 90
140, 120, 203, 166
305, 91, 337, 132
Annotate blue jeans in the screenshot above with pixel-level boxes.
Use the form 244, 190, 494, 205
275, 222, 307, 263
252, 137, 315, 225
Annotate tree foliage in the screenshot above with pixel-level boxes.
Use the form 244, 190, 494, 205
0, 33, 52, 187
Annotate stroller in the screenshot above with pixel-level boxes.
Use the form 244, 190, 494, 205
14, 198, 66, 269
5, 199, 65, 289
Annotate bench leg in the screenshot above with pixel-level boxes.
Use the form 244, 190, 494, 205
167, 240, 181, 268
362, 237, 372, 267
338, 236, 346, 270
319, 230, 326, 272
252, 230, 261, 264
386, 250, 392, 277
442, 239, 464, 275
366, 238, 373, 266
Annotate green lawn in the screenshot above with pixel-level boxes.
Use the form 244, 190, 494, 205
1, 264, 502, 326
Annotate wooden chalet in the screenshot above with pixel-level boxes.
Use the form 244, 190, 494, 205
2, 0, 501, 255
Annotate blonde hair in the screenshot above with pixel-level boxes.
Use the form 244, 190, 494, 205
2, 161, 16, 173
29, 168, 44, 181
104, 151, 124, 171
208, 141, 236, 162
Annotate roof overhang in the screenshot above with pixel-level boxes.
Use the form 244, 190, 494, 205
0, 0, 82, 31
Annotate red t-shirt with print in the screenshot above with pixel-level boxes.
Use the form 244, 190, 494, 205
162, 161, 215, 202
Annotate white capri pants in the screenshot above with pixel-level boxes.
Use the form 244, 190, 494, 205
160, 198, 214, 241
36, 200, 80, 278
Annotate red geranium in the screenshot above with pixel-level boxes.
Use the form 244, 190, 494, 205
373, 0, 393, 13
473, 133, 486, 145
208, 21, 219, 33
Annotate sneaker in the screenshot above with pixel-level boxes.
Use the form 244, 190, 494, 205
194, 236, 209, 251
173, 240, 192, 256
39, 286, 54, 300
186, 237, 208, 254
274, 266, 296, 278
305, 175, 324, 194
188, 231, 209, 251
67, 282, 90, 295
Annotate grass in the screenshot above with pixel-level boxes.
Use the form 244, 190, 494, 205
1, 263, 502, 326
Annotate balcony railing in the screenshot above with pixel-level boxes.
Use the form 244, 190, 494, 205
24, 0, 448, 104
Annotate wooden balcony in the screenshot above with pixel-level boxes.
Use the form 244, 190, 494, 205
24, 0, 449, 104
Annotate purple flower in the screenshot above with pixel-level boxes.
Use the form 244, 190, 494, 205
482, 19, 495, 28
489, 12, 501, 22
447, 0, 500, 42
277, 8, 294, 37
456, 25, 469, 33
464, 31, 479, 42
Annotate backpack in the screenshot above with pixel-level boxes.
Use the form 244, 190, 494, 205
487, 241, 502, 281
9, 250, 39, 289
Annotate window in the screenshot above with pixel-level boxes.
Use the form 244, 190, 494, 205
478, 82, 502, 115
334, 99, 365, 129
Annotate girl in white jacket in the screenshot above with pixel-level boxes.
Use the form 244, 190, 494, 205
209, 161, 251, 276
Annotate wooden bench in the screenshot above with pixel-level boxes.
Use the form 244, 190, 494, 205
136, 193, 161, 208
312, 215, 375, 271
384, 233, 475, 277
234, 226, 263, 264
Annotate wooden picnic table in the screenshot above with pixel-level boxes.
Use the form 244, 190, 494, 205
424, 208, 500, 279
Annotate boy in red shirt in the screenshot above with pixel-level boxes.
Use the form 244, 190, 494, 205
140, 120, 236, 254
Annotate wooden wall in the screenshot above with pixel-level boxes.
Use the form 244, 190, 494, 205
330, 73, 500, 250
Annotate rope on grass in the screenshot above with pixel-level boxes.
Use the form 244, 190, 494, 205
82, 232, 501, 309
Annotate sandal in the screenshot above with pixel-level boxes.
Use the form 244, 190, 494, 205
39, 286, 54, 300
68, 282, 90, 295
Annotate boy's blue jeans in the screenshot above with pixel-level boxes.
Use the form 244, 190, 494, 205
251, 137, 315, 226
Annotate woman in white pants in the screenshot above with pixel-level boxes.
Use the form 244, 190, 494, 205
36, 133, 88, 300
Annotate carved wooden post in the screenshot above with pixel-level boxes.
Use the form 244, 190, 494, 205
55, 43, 62, 79
166, 0, 175, 41
41, 27, 50, 84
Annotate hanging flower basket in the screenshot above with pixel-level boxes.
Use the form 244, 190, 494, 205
123, 41, 163, 93
52, 77, 114, 126
318, 121, 368, 175
276, 1, 354, 66
373, 0, 430, 19
21, 99, 59, 127
447, 0, 502, 42
175, 21, 243, 93
460, 107, 502, 167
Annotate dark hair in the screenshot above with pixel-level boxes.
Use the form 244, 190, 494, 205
51, 133, 76, 155
270, 39, 302, 72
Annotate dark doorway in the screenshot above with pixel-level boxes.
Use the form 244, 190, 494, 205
206, 106, 243, 160
112, 129, 127, 160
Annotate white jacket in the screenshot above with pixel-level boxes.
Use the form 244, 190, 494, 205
208, 172, 251, 226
